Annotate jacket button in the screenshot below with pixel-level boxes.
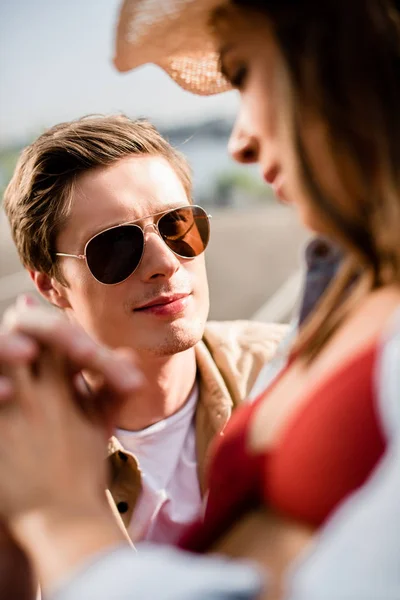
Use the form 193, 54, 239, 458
117, 501, 129, 514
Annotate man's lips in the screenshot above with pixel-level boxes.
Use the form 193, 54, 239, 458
135, 293, 190, 310
134, 293, 191, 316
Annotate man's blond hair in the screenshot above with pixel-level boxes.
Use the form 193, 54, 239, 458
3, 115, 192, 280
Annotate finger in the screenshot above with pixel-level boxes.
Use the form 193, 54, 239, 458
30, 346, 80, 423
72, 372, 99, 421
32, 348, 112, 445
0, 377, 13, 404
16, 293, 40, 309
95, 348, 139, 415
72, 366, 123, 430
92, 384, 123, 429
1, 304, 18, 328
11, 345, 87, 430
0, 331, 39, 364
3, 362, 36, 414
32, 345, 118, 432
4, 308, 142, 394
70, 371, 119, 436
113, 346, 139, 364
1, 295, 40, 331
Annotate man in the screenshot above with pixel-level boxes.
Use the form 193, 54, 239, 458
3, 114, 286, 546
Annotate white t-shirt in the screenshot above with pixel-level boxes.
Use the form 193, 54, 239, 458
115, 385, 201, 545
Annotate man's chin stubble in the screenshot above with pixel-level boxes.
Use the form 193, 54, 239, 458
137, 325, 204, 358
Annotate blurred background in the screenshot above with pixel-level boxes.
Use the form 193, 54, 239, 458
0, 0, 308, 322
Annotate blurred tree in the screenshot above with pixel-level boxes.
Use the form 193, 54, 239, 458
214, 169, 273, 208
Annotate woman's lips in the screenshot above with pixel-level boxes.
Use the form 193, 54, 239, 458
263, 171, 288, 203
272, 182, 287, 203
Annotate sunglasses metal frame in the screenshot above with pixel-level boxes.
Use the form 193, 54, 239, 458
55, 204, 211, 285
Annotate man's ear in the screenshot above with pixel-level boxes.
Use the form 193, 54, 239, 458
29, 271, 71, 309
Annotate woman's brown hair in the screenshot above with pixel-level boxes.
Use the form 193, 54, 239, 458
222, 0, 400, 359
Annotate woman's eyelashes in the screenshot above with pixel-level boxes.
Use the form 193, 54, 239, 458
220, 54, 248, 89
230, 64, 248, 88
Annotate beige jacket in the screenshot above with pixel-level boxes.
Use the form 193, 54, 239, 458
106, 320, 288, 539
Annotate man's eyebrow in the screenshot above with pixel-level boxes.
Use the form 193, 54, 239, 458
78, 202, 189, 246
76, 219, 126, 248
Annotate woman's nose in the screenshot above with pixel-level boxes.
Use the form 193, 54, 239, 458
228, 120, 260, 164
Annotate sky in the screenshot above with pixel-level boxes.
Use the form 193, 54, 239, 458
0, 0, 239, 147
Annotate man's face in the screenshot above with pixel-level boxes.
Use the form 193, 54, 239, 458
53, 155, 210, 356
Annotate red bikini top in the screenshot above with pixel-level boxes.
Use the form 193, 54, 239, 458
179, 343, 387, 553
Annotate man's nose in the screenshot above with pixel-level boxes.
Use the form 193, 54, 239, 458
137, 224, 180, 282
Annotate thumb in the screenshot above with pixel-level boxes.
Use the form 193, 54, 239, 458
113, 346, 139, 365
93, 348, 142, 435
2, 295, 41, 328
16, 294, 40, 309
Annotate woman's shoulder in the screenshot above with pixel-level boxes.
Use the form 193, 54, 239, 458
375, 307, 400, 440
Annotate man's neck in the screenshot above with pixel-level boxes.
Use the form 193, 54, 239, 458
114, 346, 197, 432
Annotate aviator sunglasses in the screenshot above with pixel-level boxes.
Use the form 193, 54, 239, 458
56, 205, 211, 285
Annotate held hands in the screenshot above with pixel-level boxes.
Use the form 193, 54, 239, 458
1, 297, 142, 421
0, 297, 142, 592
0, 345, 112, 525
0, 296, 143, 531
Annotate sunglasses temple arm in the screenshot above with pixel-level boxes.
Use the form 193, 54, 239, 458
55, 252, 86, 260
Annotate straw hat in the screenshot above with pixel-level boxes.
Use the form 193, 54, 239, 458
113, 0, 232, 96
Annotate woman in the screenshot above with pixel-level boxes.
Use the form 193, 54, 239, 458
1, 1, 400, 598
115, 0, 400, 562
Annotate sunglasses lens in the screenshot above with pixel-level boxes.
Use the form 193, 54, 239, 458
86, 225, 144, 284
159, 206, 210, 258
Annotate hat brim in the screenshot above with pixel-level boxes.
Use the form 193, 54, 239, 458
113, 0, 232, 96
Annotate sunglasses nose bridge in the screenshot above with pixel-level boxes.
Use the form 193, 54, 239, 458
142, 222, 160, 239
142, 222, 157, 232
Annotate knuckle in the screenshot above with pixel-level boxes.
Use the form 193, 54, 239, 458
1, 307, 18, 330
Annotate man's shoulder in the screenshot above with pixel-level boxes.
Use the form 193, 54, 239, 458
203, 319, 288, 357
199, 320, 288, 406
204, 320, 289, 349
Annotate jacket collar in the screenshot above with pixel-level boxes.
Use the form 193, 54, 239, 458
194, 336, 234, 431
